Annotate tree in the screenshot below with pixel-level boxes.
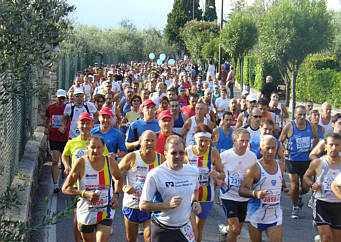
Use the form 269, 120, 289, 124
201, 37, 230, 66
164, 0, 203, 49
221, 13, 258, 90
204, 0, 217, 22
180, 20, 219, 64
258, 0, 334, 107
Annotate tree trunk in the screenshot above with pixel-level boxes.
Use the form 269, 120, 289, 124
239, 57, 243, 92
285, 81, 290, 107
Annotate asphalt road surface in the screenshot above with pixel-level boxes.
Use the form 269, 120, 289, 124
31, 159, 320, 242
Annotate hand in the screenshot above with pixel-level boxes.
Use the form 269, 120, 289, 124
192, 202, 202, 215
110, 153, 117, 160
109, 195, 119, 209
215, 178, 224, 186
84, 191, 100, 202
64, 167, 71, 176
169, 196, 182, 209
123, 185, 137, 194
58, 126, 66, 134
256, 190, 268, 199
209, 170, 218, 179
312, 183, 322, 193
284, 150, 289, 157
283, 187, 292, 197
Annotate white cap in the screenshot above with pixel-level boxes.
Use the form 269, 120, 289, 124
56, 89, 66, 97
242, 90, 249, 96
246, 94, 257, 102
73, 88, 84, 95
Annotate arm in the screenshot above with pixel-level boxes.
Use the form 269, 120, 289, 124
182, 113, 189, 123
210, 148, 225, 181
279, 161, 291, 196
281, 104, 289, 119
331, 177, 341, 201
181, 118, 192, 138
44, 116, 50, 136
118, 152, 137, 194
62, 158, 84, 197
277, 142, 285, 165
212, 127, 219, 147
309, 140, 325, 161
125, 124, 141, 150
236, 112, 244, 128
239, 164, 267, 199
302, 158, 321, 194
109, 156, 123, 209
61, 154, 71, 175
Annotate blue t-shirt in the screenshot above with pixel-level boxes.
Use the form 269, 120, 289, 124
126, 119, 160, 143
91, 127, 128, 153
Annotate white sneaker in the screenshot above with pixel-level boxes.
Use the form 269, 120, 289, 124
314, 234, 321, 242
219, 224, 228, 235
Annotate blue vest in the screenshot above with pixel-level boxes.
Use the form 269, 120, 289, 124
250, 136, 281, 159
287, 120, 314, 161
174, 111, 184, 128
216, 127, 233, 153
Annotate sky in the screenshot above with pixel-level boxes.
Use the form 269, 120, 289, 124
66, 0, 341, 30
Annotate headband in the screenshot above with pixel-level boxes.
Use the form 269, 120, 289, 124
194, 132, 212, 140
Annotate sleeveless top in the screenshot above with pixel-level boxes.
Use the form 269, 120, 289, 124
186, 145, 214, 202
245, 125, 261, 139
315, 156, 341, 203
173, 111, 184, 134
186, 116, 208, 147
287, 120, 314, 161
319, 116, 333, 139
123, 151, 162, 208
246, 160, 283, 224
77, 156, 114, 225
216, 127, 233, 153
243, 110, 250, 124
231, 111, 240, 127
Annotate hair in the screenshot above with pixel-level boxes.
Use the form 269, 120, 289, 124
94, 94, 105, 102
223, 111, 233, 119
310, 109, 319, 115
306, 100, 313, 104
332, 113, 341, 123
194, 123, 212, 134
258, 98, 269, 106
295, 105, 306, 112
261, 118, 274, 127
232, 127, 250, 141
260, 135, 277, 148
86, 135, 105, 146
131, 94, 142, 103
189, 93, 199, 100
160, 96, 170, 104
164, 135, 185, 152
326, 132, 341, 143
167, 87, 177, 93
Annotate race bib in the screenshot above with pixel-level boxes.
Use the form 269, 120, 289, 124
52, 115, 62, 128
75, 149, 87, 159
199, 167, 209, 186
88, 189, 109, 212
296, 136, 311, 152
180, 222, 196, 242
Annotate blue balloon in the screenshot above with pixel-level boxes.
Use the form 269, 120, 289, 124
157, 59, 163, 65
149, 53, 155, 60
168, 59, 175, 65
160, 53, 166, 61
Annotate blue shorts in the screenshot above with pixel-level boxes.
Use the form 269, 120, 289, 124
250, 221, 279, 231
123, 206, 151, 224
196, 201, 213, 220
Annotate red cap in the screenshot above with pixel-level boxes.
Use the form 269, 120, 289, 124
158, 110, 174, 121
99, 107, 113, 116
141, 99, 156, 108
78, 112, 93, 121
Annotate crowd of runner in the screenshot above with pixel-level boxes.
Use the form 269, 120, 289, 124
44, 59, 341, 242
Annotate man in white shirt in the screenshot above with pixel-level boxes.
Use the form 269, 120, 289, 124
215, 87, 230, 124
206, 60, 216, 83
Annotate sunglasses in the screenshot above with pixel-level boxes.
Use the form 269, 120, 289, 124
253, 115, 262, 119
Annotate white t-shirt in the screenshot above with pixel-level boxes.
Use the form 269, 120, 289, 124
220, 149, 257, 202
83, 83, 92, 101
335, 172, 341, 186
207, 64, 216, 81
150, 92, 166, 109
64, 102, 97, 139
215, 97, 230, 119
140, 163, 199, 227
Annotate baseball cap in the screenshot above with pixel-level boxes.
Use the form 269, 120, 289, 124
197, 82, 202, 86
74, 88, 84, 95
78, 112, 93, 121
242, 90, 249, 96
246, 94, 257, 102
141, 99, 156, 108
56, 89, 66, 97
214, 85, 220, 89
158, 110, 174, 121
179, 86, 186, 91
99, 107, 112, 116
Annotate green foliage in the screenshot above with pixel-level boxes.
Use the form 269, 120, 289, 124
180, 20, 219, 64
304, 54, 340, 71
254, 58, 283, 90
204, 0, 217, 21
165, 0, 203, 48
243, 56, 257, 87
201, 38, 230, 65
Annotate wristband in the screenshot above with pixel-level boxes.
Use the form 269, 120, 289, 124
122, 185, 127, 192
81, 190, 85, 198
191, 200, 199, 206
252, 190, 256, 198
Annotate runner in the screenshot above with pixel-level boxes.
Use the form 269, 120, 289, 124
236, 94, 257, 128
170, 99, 188, 134
62, 135, 122, 242
181, 94, 199, 118
139, 135, 201, 242
215, 87, 230, 125
213, 111, 234, 153
219, 128, 257, 242
119, 131, 165, 242
184, 124, 225, 242
239, 135, 291, 242
244, 107, 262, 139
302, 133, 341, 241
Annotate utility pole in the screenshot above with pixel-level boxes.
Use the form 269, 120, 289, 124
218, 0, 223, 74
193, 0, 195, 19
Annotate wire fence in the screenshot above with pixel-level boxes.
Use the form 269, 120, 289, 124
0, 66, 39, 194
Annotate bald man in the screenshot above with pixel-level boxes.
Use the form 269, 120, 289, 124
319, 102, 333, 139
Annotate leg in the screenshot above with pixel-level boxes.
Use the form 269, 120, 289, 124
195, 217, 207, 242
226, 218, 243, 242
74, 209, 81, 242
95, 223, 111, 242
288, 173, 299, 206
331, 228, 341, 242
142, 220, 151, 242
51, 150, 61, 184
191, 213, 198, 241
317, 225, 333, 242
266, 224, 282, 242
81, 231, 95, 242
124, 216, 139, 242
248, 223, 262, 242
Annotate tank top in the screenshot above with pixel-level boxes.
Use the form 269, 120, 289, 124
315, 156, 341, 203
186, 116, 208, 147
246, 160, 283, 224
243, 110, 250, 124
287, 120, 314, 161
77, 156, 113, 225
173, 111, 184, 134
319, 116, 333, 139
216, 127, 233, 153
186, 145, 214, 202
231, 111, 240, 127
245, 125, 261, 139
123, 151, 162, 208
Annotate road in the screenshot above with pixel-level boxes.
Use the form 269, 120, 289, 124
31, 159, 320, 242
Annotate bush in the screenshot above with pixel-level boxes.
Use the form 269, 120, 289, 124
243, 56, 257, 87
254, 59, 283, 90
304, 54, 340, 71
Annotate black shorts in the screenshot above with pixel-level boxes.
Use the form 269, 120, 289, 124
49, 140, 67, 153
78, 219, 113, 233
313, 200, 341, 230
285, 160, 310, 178
222, 199, 248, 223
151, 222, 187, 242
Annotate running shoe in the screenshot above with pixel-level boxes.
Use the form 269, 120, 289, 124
53, 187, 61, 194
290, 207, 299, 219
219, 224, 228, 235
298, 196, 304, 208
314, 234, 321, 242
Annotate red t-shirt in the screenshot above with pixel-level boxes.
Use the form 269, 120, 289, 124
179, 96, 188, 107
155, 132, 170, 155
45, 103, 69, 142
181, 105, 196, 118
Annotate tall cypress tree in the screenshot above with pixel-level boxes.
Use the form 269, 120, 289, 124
204, 0, 217, 22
